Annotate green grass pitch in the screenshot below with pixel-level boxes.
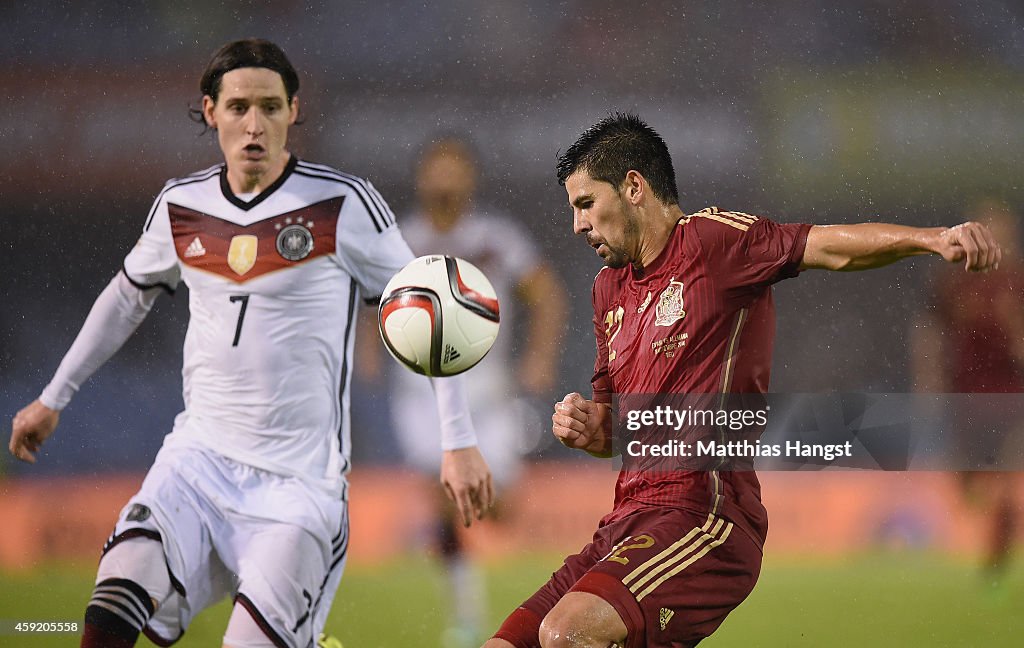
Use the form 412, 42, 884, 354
0, 552, 1020, 647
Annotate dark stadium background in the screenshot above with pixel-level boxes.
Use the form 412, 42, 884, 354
0, 3, 1022, 646
3, 0, 1020, 475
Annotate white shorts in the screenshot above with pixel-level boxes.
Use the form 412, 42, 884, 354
103, 444, 348, 647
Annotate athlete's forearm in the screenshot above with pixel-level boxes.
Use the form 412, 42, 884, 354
40, 272, 159, 410
800, 223, 944, 271
429, 373, 478, 451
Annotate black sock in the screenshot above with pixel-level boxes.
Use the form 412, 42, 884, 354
81, 578, 155, 648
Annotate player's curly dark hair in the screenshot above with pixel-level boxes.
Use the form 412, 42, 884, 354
187, 38, 301, 132
556, 112, 679, 205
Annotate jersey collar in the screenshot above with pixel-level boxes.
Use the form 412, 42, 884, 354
220, 154, 299, 211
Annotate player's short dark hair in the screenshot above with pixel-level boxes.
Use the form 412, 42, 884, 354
556, 112, 679, 205
188, 38, 300, 128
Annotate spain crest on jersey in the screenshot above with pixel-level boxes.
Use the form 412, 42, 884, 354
228, 235, 258, 276
655, 278, 686, 327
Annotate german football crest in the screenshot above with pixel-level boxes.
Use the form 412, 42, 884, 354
228, 235, 258, 276
654, 278, 686, 327
276, 223, 314, 261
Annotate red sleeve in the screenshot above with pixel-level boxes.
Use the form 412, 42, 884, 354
690, 209, 810, 289
591, 270, 614, 405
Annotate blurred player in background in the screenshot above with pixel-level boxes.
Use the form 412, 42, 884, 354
485, 113, 1002, 648
392, 135, 567, 646
8, 38, 492, 648
912, 198, 1024, 589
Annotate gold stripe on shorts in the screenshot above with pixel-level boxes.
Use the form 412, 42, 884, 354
620, 514, 718, 591
618, 514, 734, 602
634, 520, 733, 602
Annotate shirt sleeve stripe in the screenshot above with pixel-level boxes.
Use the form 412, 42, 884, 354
696, 212, 750, 232
330, 168, 396, 228
297, 162, 397, 228
143, 167, 221, 232
721, 210, 758, 224
293, 168, 387, 233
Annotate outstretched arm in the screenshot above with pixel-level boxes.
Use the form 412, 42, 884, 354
800, 221, 1001, 272
9, 271, 161, 463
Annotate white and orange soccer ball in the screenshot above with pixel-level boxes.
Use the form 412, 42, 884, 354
378, 255, 500, 377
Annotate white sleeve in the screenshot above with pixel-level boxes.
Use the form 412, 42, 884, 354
39, 272, 161, 410
430, 374, 479, 450
123, 190, 182, 292
334, 179, 414, 302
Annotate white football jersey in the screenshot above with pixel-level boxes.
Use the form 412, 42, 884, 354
124, 157, 412, 496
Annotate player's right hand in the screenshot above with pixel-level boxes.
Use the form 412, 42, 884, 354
9, 399, 60, 464
552, 393, 612, 457
441, 446, 495, 528
936, 221, 1001, 272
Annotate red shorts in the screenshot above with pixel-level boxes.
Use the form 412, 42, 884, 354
496, 507, 761, 648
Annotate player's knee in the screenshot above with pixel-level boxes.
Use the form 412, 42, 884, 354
538, 592, 626, 648
538, 612, 588, 648
536, 610, 597, 647
95, 536, 173, 610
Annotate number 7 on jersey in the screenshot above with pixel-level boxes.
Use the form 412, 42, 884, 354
229, 294, 250, 347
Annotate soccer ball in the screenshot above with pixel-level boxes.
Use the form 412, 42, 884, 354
378, 255, 500, 377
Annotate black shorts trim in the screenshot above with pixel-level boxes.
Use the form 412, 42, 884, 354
236, 592, 291, 648
101, 528, 186, 597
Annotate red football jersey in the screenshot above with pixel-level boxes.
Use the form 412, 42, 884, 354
591, 207, 811, 548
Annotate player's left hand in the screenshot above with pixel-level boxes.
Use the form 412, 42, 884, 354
440, 446, 494, 528
935, 221, 1002, 272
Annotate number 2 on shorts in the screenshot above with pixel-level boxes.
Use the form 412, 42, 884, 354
605, 534, 655, 565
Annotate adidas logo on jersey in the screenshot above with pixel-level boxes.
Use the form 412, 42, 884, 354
443, 344, 461, 364
184, 237, 207, 258
659, 608, 674, 630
